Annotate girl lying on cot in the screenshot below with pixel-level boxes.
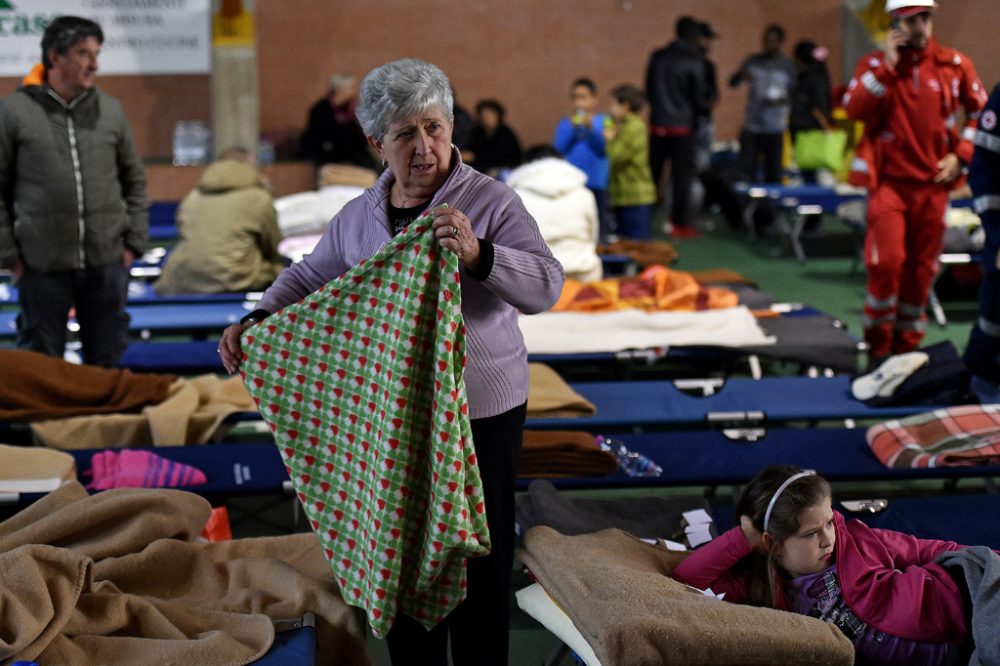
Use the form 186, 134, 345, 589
672, 465, 976, 665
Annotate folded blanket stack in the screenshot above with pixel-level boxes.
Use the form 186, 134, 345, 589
517, 431, 617, 478
519, 306, 775, 356
526, 363, 597, 418
867, 404, 1000, 468
0, 444, 76, 493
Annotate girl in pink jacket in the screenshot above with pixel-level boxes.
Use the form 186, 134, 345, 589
672, 465, 968, 665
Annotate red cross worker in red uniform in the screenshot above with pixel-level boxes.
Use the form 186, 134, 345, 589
844, 0, 987, 365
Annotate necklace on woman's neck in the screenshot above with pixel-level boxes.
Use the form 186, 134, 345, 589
391, 184, 428, 208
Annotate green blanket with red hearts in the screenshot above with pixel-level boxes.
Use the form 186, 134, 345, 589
240, 211, 489, 637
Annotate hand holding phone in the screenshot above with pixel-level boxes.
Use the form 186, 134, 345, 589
884, 20, 909, 68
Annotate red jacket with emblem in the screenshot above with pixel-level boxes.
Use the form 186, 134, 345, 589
843, 38, 987, 190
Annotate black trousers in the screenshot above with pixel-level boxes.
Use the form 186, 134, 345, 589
740, 130, 784, 184
386, 403, 526, 666
649, 133, 697, 228
16, 262, 130, 367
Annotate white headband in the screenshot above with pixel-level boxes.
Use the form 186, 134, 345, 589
763, 470, 816, 533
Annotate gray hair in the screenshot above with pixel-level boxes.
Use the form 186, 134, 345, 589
355, 59, 454, 141
328, 72, 355, 94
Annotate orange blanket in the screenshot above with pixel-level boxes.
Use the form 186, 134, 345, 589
552, 265, 739, 313
0, 350, 176, 422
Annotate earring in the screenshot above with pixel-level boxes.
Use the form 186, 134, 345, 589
380, 158, 388, 168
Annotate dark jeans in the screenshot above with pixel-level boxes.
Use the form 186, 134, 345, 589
649, 133, 697, 228
613, 205, 652, 240
964, 210, 1000, 383
740, 130, 784, 184
16, 262, 130, 367
386, 403, 526, 666
589, 187, 612, 242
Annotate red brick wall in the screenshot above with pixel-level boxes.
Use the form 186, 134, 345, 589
2, 0, 997, 160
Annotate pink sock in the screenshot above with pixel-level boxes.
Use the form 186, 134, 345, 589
87, 450, 207, 490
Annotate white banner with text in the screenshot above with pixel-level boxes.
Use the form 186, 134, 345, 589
0, 0, 210, 76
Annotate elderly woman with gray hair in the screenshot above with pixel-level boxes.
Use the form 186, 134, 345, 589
219, 59, 564, 665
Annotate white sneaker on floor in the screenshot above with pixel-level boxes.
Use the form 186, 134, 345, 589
851, 351, 930, 400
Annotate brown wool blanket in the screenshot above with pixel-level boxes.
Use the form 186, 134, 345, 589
0, 349, 175, 421
0, 483, 371, 666
598, 238, 679, 268
527, 363, 597, 418
0, 444, 76, 492
518, 430, 617, 478
519, 527, 854, 665
31, 374, 257, 449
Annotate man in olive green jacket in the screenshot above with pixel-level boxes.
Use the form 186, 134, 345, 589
0, 16, 148, 367
155, 147, 283, 295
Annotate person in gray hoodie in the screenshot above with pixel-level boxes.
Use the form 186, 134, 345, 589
0, 16, 148, 367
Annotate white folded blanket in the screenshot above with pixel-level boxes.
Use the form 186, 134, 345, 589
518, 307, 775, 355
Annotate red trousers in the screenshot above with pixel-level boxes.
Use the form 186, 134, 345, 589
863, 179, 948, 358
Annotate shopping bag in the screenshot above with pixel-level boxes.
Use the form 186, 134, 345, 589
794, 129, 848, 172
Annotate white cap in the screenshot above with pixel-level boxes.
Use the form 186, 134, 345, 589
885, 0, 937, 16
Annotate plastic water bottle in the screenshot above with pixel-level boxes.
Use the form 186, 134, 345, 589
596, 435, 663, 478
172, 120, 211, 166
173, 121, 197, 166
190, 120, 211, 164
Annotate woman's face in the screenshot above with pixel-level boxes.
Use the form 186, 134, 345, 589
370, 106, 454, 199
478, 107, 500, 132
774, 499, 836, 577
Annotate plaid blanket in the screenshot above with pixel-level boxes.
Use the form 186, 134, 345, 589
241, 210, 489, 637
866, 404, 1000, 468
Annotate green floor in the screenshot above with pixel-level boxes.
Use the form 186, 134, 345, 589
233, 209, 983, 665
667, 213, 977, 355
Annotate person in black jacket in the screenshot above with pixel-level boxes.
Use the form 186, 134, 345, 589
467, 99, 522, 177
645, 15, 711, 238
695, 20, 720, 172
299, 72, 375, 169
789, 40, 833, 184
